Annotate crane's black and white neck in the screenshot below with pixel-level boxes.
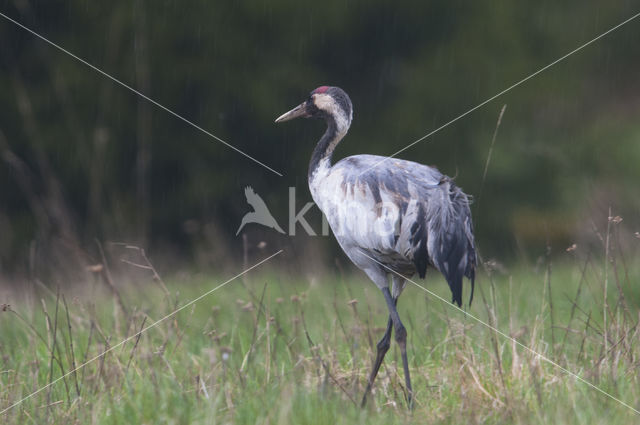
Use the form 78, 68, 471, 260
275, 86, 477, 409
275, 86, 353, 187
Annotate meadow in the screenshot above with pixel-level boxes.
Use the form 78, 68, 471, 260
1, 237, 639, 424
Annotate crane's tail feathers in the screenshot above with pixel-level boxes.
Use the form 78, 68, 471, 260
439, 253, 475, 308
421, 180, 477, 307
467, 268, 475, 307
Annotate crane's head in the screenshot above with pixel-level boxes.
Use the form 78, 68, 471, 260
275, 86, 353, 128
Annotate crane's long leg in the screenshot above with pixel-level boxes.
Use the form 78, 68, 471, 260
381, 286, 413, 409
361, 311, 393, 407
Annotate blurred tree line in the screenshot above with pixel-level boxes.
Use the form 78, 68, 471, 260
0, 0, 638, 280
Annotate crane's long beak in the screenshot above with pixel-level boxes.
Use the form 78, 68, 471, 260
275, 102, 308, 123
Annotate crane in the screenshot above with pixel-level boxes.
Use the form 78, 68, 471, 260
275, 86, 477, 408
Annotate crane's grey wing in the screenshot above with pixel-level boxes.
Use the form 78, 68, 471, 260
332, 155, 476, 306
327, 155, 441, 254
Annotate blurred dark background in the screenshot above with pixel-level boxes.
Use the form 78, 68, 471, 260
0, 1, 639, 281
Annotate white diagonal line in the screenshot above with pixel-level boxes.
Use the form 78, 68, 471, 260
0, 11, 283, 177
359, 251, 640, 416
359, 10, 640, 176
0, 250, 283, 415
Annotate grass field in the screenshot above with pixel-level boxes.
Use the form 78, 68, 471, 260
1, 243, 639, 424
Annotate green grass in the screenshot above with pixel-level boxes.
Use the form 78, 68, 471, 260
1, 249, 639, 424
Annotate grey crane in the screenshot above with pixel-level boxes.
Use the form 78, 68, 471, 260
275, 86, 477, 408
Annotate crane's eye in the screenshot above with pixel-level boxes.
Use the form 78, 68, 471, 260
306, 100, 319, 116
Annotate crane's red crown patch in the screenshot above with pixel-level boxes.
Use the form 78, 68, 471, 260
312, 86, 330, 94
